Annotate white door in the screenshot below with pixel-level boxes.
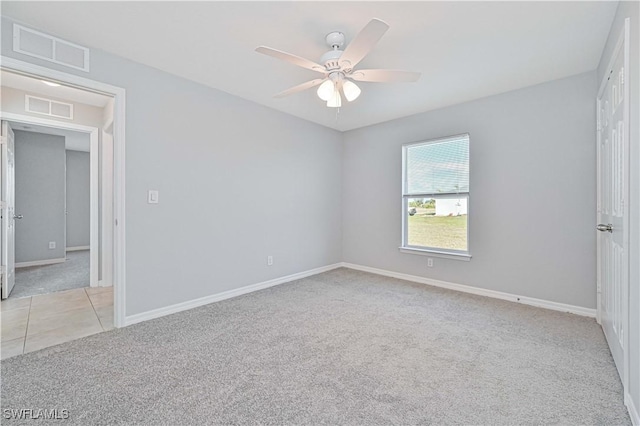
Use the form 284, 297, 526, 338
596, 24, 629, 383
1, 121, 17, 299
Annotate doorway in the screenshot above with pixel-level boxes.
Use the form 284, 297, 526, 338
4, 121, 99, 299
0, 60, 125, 356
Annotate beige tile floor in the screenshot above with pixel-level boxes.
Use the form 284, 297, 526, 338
1, 286, 113, 359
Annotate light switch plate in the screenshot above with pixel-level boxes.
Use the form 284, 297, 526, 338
148, 190, 159, 204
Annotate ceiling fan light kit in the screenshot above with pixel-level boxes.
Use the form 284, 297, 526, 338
317, 71, 356, 107
256, 18, 421, 109
327, 87, 342, 108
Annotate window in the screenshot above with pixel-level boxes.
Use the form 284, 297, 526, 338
401, 134, 470, 258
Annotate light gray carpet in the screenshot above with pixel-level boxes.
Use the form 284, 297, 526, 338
12, 250, 89, 298
0, 268, 630, 425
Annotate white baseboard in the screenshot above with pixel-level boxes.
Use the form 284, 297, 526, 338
66, 246, 89, 252
341, 262, 596, 318
124, 261, 597, 326
627, 392, 640, 426
16, 258, 65, 268
124, 263, 343, 326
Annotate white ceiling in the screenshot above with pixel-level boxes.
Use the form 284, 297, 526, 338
10, 121, 90, 152
2, 2, 617, 131
1, 70, 111, 107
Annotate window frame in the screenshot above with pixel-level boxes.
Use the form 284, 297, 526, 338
400, 133, 471, 260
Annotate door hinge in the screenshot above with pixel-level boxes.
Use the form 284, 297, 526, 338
620, 68, 624, 85
0, 136, 6, 145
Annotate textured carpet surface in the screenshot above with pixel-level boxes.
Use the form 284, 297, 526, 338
0, 268, 630, 425
12, 251, 89, 298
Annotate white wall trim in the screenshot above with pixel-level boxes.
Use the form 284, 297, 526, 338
0, 111, 96, 133
124, 263, 343, 326
99, 123, 114, 289
627, 391, 640, 426
399, 247, 472, 261
66, 246, 89, 252
341, 262, 597, 317
89, 128, 99, 288
124, 260, 597, 327
16, 258, 65, 268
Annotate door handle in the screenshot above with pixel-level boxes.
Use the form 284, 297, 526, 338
597, 223, 613, 233
13, 214, 23, 220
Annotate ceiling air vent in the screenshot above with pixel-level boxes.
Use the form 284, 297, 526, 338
13, 24, 90, 72
25, 95, 74, 120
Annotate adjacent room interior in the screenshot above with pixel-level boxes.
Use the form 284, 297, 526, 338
13, 126, 90, 297
0, 1, 638, 424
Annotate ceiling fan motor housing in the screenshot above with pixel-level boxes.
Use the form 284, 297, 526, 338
320, 49, 343, 71
321, 31, 345, 71
325, 31, 345, 48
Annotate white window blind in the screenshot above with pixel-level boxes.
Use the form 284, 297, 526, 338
405, 135, 469, 196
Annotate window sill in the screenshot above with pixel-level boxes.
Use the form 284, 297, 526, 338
398, 247, 472, 261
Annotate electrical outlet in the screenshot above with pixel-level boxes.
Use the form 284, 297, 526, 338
427, 258, 434, 267
267, 256, 273, 266
48, 241, 56, 249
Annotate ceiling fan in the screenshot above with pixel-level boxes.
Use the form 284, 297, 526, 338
255, 18, 421, 108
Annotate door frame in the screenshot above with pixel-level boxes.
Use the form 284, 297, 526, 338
1, 121, 16, 298
0, 114, 100, 288
0, 56, 126, 328
595, 17, 630, 408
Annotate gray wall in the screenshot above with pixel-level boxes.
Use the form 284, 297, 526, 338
14, 130, 66, 263
66, 150, 90, 248
1, 17, 343, 316
342, 71, 597, 309
597, 0, 640, 415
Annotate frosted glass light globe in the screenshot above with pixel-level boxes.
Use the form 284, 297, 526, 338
317, 80, 335, 101
342, 80, 361, 102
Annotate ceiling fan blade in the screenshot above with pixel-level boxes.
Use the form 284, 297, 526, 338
274, 78, 326, 98
339, 19, 390, 70
256, 46, 326, 74
350, 69, 421, 83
